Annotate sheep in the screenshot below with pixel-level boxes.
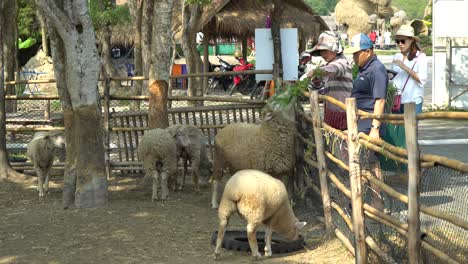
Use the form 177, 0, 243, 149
137, 128, 190, 201
210, 99, 297, 208
26, 131, 66, 197
213, 169, 306, 260
167, 124, 212, 193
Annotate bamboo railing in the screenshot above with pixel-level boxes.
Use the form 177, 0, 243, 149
298, 91, 467, 264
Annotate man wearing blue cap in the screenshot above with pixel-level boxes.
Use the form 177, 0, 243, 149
344, 33, 388, 139
344, 33, 388, 210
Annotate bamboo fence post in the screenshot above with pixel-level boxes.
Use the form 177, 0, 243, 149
346, 98, 367, 264
103, 77, 111, 179
404, 103, 422, 264
309, 91, 333, 233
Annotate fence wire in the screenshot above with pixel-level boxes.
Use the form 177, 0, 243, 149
303, 128, 468, 264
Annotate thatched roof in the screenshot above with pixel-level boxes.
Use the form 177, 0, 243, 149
173, 0, 329, 41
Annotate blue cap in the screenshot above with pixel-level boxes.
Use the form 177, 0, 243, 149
344, 33, 373, 54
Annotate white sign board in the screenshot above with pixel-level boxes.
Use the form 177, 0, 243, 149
433, 1, 468, 37
255, 28, 298, 81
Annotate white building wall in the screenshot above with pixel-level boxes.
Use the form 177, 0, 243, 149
432, 0, 468, 108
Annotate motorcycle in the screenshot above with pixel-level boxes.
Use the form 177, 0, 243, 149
229, 58, 257, 96
205, 56, 234, 95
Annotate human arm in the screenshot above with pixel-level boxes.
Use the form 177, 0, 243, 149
370, 98, 385, 139
392, 53, 427, 85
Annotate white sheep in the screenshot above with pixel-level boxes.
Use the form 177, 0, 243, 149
167, 124, 212, 193
137, 128, 190, 201
26, 131, 66, 197
210, 99, 297, 208
213, 169, 306, 260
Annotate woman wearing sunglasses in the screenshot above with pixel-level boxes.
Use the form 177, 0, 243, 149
391, 25, 428, 114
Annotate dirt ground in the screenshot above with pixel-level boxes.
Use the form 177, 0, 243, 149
0, 173, 354, 264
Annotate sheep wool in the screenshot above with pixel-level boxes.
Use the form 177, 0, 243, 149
167, 125, 212, 193
137, 128, 179, 201
211, 100, 297, 208
214, 170, 306, 260
27, 131, 66, 197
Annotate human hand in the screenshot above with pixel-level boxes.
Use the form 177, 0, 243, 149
369, 128, 380, 139
392, 59, 404, 68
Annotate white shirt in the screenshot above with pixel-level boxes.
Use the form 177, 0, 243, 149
392, 51, 428, 104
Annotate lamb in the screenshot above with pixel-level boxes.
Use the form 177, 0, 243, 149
213, 169, 306, 260
210, 99, 297, 208
137, 128, 190, 201
26, 131, 66, 197
167, 124, 212, 193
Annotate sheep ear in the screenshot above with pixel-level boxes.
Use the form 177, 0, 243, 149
295, 221, 307, 230
264, 112, 273, 121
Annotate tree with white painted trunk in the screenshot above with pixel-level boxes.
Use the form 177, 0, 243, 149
34, 0, 107, 208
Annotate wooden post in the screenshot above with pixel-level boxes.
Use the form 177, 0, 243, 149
345, 98, 367, 264
404, 103, 422, 264
241, 38, 248, 61
148, 80, 169, 129
202, 32, 209, 95
103, 77, 111, 179
44, 99, 50, 120
309, 91, 333, 233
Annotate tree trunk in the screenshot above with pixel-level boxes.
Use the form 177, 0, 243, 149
149, 0, 174, 83
129, 0, 143, 108
98, 27, 121, 92
35, 0, 107, 208
37, 9, 50, 56
181, 2, 203, 101
2, 0, 18, 113
0, 1, 26, 182
141, 0, 154, 94
271, 0, 284, 85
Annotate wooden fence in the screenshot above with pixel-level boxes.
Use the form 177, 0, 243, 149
299, 90, 468, 264
4, 76, 468, 263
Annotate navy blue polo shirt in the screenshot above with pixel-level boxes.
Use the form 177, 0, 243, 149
351, 55, 388, 134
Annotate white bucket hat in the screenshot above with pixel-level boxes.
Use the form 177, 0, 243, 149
395, 25, 420, 42
310, 31, 343, 56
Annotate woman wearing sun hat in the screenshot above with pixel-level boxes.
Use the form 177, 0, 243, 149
392, 24, 428, 114
307, 31, 353, 130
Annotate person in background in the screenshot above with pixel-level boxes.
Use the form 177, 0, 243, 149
344, 33, 388, 210
369, 30, 377, 45
307, 31, 353, 130
392, 25, 428, 114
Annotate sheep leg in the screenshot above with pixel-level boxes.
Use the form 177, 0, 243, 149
264, 225, 273, 257
211, 180, 219, 209
191, 152, 201, 194
160, 171, 169, 201
214, 199, 236, 260
179, 158, 187, 191
43, 166, 51, 194
151, 170, 160, 202
35, 167, 45, 197
247, 222, 262, 260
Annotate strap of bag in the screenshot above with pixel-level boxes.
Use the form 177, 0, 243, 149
400, 56, 419, 94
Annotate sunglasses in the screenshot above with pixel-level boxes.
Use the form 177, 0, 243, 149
395, 39, 407, 44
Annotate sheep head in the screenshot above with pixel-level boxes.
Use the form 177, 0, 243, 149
264, 97, 297, 124
282, 220, 307, 240
172, 130, 190, 152
47, 131, 66, 149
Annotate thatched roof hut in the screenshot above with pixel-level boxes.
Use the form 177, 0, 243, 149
172, 0, 329, 42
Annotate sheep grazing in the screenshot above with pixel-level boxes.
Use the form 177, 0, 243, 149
167, 124, 212, 193
137, 128, 190, 201
210, 99, 297, 208
26, 131, 66, 197
213, 169, 306, 260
